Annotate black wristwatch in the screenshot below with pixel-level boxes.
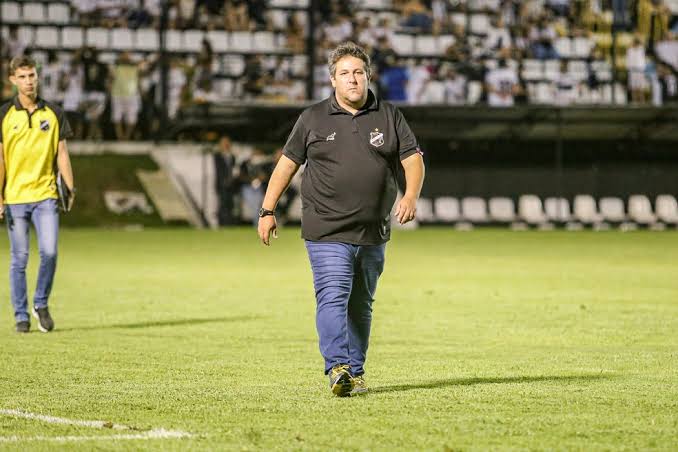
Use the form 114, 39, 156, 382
258, 207, 275, 218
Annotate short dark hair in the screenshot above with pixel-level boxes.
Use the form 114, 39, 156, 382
328, 42, 371, 79
9, 56, 37, 76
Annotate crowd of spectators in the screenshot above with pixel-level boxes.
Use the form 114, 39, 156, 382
2, 0, 678, 139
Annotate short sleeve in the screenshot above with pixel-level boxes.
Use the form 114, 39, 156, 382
394, 107, 421, 160
57, 108, 73, 141
282, 113, 308, 165
0, 103, 11, 143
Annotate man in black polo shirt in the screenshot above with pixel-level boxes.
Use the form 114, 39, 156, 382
257, 42, 425, 397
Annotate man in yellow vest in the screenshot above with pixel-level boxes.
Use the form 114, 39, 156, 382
0, 56, 75, 333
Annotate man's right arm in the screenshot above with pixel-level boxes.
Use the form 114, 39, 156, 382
257, 155, 301, 246
0, 143, 4, 219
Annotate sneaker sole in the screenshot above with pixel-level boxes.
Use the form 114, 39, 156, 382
331, 373, 354, 397
31, 310, 51, 333
350, 387, 368, 396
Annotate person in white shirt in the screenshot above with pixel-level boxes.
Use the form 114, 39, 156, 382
626, 36, 648, 104
40, 52, 65, 105
554, 60, 577, 105
485, 59, 519, 106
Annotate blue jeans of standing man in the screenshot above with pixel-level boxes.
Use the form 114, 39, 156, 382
5, 199, 59, 323
305, 241, 386, 376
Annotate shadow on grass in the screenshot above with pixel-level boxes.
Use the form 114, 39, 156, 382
56, 315, 261, 332
372, 374, 614, 394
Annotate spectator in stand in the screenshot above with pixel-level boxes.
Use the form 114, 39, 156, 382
443, 64, 468, 104
554, 60, 578, 105
111, 52, 141, 140
547, 0, 571, 17
485, 16, 513, 56
248, 0, 269, 31
657, 61, 678, 103
239, 148, 272, 226
40, 52, 65, 106
530, 17, 560, 59
80, 47, 109, 140
485, 58, 519, 106
168, 57, 187, 119
407, 59, 431, 104
627, 36, 649, 103
637, 0, 671, 51
380, 57, 409, 101
225, 0, 250, 31
193, 77, 219, 104
242, 55, 266, 99
72, 0, 100, 27
400, 0, 434, 33
285, 12, 306, 53
62, 56, 85, 139
324, 14, 354, 45
214, 135, 238, 226
419, 67, 447, 104
3, 26, 27, 59
371, 36, 398, 75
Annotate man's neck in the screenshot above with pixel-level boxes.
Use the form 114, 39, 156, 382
18, 93, 38, 112
335, 92, 367, 115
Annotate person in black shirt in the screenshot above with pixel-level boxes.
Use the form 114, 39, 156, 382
213, 135, 237, 226
257, 42, 425, 397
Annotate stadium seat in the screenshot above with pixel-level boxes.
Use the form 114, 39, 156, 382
573, 194, 604, 225
253, 31, 276, 53
554, 37, 572, 58
86, 28, 110, 49
15, 26, 35, 46
415, 36, 438, 55
35, 27, 59, 49
461, 197, 489, 223
470, 14, 490, 35
61, 27, 84, 49
183, 30, 204, 52
655, 195, 678, 225
47, 3, 70, 25
544, 197, 573, 223
467, 81, 483, 104
568, 60, 588, 81
22, 2, 45, 23
544, 60, 560, 81
135, 28, 159, 51
268, 9, 287, 30
522, 59, 543, 81
438, 35, 456, 53
592, 61, 612, 81
207, 30, 229, 52
573, 37, 593, 57
628, 195, 657, 226
416, 198, 435, 223
361, 0, 390, 8
165, 29, 183, 52
598, 197, 626, 223
1, 2, 21, 22
434, 197, 460, 223
111, 28, 134, 51
488, 197, 517, 223
391, 34, 414, 55
231, 31, 253, 52
213, 78, 234, 99
269, 0, 297, 6
518, 195, 551, 228
223, 55, 245, 76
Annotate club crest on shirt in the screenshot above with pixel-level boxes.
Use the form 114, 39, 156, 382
40, 119, 50, 132
370, 130, 384, 147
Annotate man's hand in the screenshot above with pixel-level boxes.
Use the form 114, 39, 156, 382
0, 199, 4, 220
258, 215, 278, 246
395, 195, 417, 224
66, 190, 76, 212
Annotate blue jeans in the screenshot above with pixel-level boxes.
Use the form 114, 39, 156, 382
305, 241, 386, 376
5, 199, 59, 323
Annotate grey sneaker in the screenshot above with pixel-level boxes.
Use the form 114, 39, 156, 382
350, 375, 368, 396
32, 307, 54, 332
15, 321, 30, 333
328, 364, 354, 397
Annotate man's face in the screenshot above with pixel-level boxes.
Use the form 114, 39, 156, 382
331, 56, 369, 106
10, 66, 38, 98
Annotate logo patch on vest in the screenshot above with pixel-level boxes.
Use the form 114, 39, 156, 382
40, 119, 50, 132
370, 129, 384, 147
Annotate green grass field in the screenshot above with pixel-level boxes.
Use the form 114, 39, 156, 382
0, 228, 676, 451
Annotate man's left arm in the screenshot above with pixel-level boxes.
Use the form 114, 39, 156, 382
56, 140, 75, 209
395, 153, 425, 224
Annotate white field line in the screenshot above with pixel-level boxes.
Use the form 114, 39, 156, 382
0, 409, 193, 442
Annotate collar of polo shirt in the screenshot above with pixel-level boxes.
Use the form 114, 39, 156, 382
328, 89, 379, 115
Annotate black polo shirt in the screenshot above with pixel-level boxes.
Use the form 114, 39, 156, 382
283, 90, 421, 245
